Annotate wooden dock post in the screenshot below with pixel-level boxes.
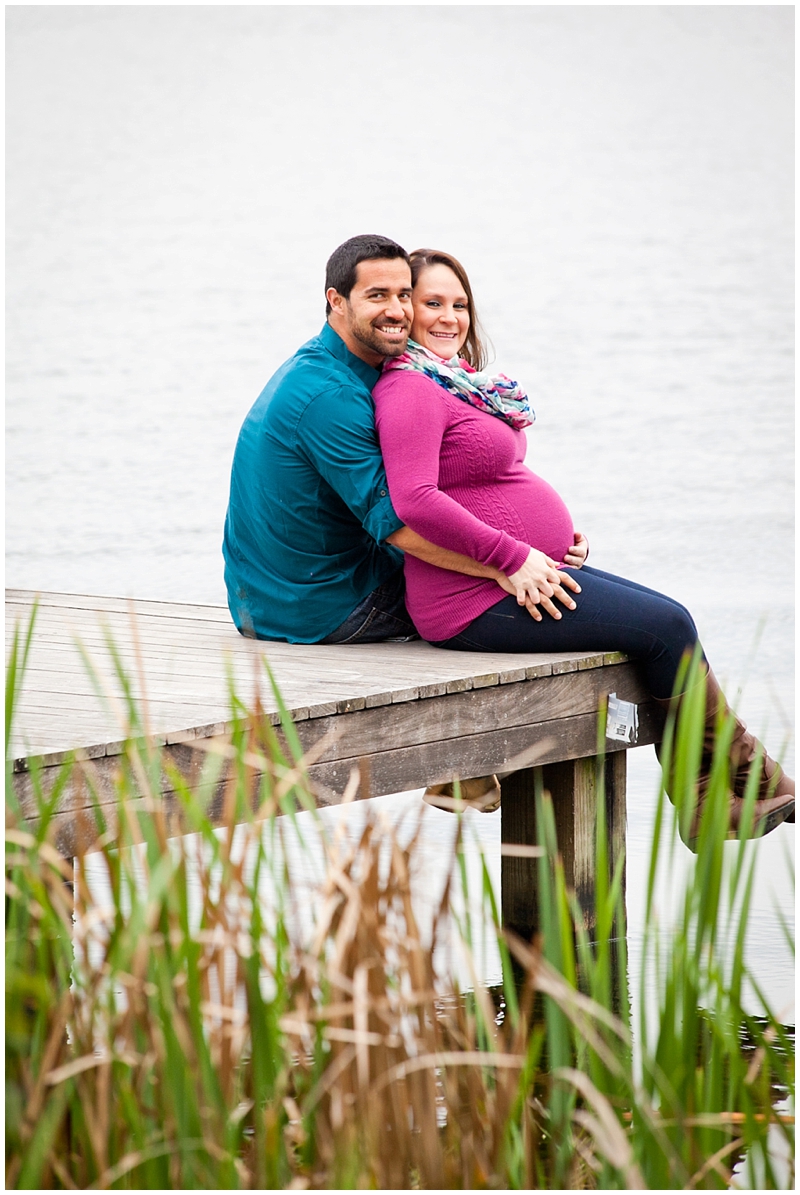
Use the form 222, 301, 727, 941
501, 751, 627, 940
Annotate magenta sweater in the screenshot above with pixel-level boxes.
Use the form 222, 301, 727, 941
373, 370, 575, 641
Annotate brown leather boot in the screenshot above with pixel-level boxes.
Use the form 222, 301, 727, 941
656, 667, 794, 850
423, 774, 501, 813
704, 668, 794, 799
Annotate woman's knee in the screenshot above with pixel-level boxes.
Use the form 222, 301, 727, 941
661, 602, 699, 656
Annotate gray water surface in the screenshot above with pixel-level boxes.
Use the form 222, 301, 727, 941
7, 7, 794, 1014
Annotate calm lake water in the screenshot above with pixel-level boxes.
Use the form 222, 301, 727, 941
7, 8, 794, 1016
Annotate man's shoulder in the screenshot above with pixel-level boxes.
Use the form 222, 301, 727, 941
272, 330, 337, 388
267, 327, 369, 410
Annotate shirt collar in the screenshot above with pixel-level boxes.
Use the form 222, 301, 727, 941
320, 321, 382, 389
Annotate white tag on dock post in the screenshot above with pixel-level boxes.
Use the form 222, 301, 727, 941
606, 693, 638, 744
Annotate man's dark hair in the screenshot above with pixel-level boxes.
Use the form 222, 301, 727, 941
325, 234, 410, 315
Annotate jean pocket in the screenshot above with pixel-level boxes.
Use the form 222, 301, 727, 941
329, 606, 378, 644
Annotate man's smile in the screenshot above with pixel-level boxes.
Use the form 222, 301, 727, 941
375, 323, 409, 336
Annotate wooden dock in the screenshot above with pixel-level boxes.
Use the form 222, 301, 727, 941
7, 590, 665, 934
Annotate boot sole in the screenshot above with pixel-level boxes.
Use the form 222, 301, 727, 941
685, 797, 795, 853
754, 797, 795, 837
423, 791, 501, 814
423, 777, 501, 814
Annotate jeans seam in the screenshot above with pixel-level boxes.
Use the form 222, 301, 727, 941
468, 617, 689, 667
333, 605, 380, 645
369, 611, 416, 637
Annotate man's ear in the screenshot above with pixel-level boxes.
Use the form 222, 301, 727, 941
326, 287, 346, 318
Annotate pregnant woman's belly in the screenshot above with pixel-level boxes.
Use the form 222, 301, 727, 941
404, 467, 575, 642
502, 469, 573, 562
450, 466, 575, 564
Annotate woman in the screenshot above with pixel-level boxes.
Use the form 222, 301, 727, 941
373, 248, 794, 845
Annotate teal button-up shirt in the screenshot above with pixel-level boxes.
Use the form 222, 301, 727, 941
223, 323, 404, 642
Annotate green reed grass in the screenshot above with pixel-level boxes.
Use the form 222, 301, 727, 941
5, 609, 794, 1188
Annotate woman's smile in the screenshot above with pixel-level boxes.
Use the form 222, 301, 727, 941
410, 262, 471, 360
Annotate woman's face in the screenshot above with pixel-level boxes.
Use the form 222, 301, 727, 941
410, 264, 470, 359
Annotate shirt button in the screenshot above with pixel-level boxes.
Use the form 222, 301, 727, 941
380, 489, 387, 497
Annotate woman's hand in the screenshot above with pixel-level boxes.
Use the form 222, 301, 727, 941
501, 547, 581, 621
563, 531, 589, 569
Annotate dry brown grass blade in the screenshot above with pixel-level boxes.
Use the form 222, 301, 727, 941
45, 1052, 112, 1087
558, 1066, 646, 1189
622, 1110, 795, 1128
21, 988, 73, 1135
508, 931, 630, 1048
372, 1049, 526, 1091
86, 1138, 214, 1190
49, 1151, 80, 1189
5, 828, 37, 849
37, 840, 74, 880
684, 1136, 742, 1189
353, 964, 370, 1090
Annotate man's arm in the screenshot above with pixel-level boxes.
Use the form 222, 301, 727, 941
386, 526, 501, 579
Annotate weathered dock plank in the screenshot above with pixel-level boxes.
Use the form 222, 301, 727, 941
7, 591, 625, 763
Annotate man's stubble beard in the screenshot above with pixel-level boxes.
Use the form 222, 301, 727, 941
349, 313, 409, 360
380, 337, 409, 359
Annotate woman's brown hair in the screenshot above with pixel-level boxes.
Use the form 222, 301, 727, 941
409, 249, 490, 371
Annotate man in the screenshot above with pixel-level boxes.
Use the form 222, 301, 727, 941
223, 234, 524, 645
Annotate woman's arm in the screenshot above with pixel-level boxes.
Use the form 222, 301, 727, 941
375, 372, 530, 576
375, 373, 579, 617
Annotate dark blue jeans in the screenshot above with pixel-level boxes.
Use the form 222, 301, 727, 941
318, 569, 418, 644
430, 565, 702, 699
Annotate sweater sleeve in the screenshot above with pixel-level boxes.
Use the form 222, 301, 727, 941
373, 372, 531, 575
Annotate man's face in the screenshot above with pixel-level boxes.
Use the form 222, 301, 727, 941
327, 258, 413, 365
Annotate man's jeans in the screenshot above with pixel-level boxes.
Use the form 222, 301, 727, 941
319, 570, 418, 644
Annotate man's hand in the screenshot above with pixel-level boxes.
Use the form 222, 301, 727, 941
563, 531, 589, 569
498, 547, 581, 622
